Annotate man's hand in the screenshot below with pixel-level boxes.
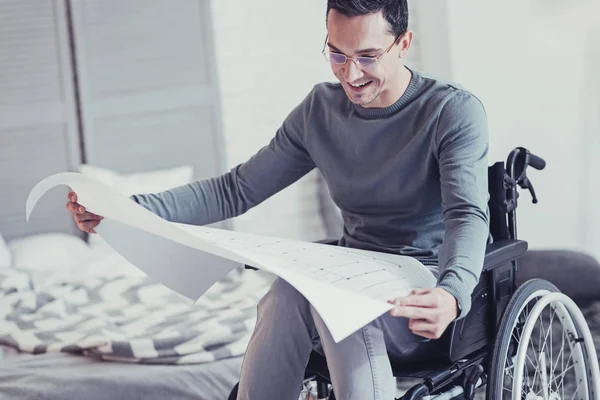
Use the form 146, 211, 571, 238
388, 287, 459, 340
66, 192, 104, 233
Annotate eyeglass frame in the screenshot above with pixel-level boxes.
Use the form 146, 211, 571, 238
321, 33, 404, 70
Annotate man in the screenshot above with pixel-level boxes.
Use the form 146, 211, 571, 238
67, 1, 489, 399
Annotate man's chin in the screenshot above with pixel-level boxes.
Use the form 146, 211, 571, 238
347, 93, 377, 107
343, 86, 380, 107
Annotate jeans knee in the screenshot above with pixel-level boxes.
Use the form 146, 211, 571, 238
259, 278, 309, 315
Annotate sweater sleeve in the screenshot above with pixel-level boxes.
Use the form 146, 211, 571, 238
434, 91, 490, 319
131, 92, 317, 226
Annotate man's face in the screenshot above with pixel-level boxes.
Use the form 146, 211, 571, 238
326, 10, 408, 108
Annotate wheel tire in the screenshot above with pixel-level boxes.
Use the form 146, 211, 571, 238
486, 278, 559, 399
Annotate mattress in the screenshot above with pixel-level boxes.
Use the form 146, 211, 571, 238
0, 235, 272, 400
0, 345, 242, 400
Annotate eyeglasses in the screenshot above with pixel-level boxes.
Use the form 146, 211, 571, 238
322, 34, 403, 71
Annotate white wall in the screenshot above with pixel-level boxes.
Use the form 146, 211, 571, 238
442, 0, 600, 258
210, 0, 600, 259
210, 0, 333, 241
209, 0, 423, 241
581, 24, 600, 259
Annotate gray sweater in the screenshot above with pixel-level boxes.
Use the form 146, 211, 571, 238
132, 69, 490, 319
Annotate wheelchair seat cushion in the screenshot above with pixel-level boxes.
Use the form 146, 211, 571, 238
516, 249, 600, 304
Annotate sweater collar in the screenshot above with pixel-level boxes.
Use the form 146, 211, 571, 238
353, 67, 421, 119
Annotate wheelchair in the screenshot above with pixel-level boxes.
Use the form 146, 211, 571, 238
228, 147, 600, 400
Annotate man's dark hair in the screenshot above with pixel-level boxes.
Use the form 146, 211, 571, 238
327, 0, 409, 38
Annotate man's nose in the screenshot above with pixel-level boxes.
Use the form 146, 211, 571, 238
343, 59, 364, 82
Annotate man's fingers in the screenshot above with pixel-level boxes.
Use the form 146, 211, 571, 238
66, 201, 86, 214
411, 326, 444, 340
411, 330, 436, 340
390, 305, 413, 318
399, 293, 437, 308
78, 220, 100, 233
73, 212, 103, 234
74, 212, 102, 223
390, 305, 434, 320
80, 212, 102, 221
409, 319, 436, 333
67, 192, 102, 234
67, 202, 103, 221
68, 192, 78, 203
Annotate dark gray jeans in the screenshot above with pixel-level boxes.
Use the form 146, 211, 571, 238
236, 278, 443, 400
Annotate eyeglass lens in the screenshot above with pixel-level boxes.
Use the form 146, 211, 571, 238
327, 53, 378, 69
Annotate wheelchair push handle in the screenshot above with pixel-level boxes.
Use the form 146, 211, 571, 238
505, 146, 546, 239
528, 152, 546, 171
523, 151, 545, 204
506, 147, 546, 205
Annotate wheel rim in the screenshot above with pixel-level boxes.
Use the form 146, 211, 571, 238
512, 292, 600, 400
495, 288, 552, 399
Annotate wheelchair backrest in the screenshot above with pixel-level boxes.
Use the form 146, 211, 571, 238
488, 162, 510, 241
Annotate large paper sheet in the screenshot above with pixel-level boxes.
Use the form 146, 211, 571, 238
26, 173, 437, 343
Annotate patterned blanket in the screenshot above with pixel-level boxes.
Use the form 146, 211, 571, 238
0, 266, 268, 364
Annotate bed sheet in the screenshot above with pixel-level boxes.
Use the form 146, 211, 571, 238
0, 234, 273, 400
0, 345, 242, 400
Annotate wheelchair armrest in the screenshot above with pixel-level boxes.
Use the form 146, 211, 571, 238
483, 239, 528, 271
448, 239, 528, 361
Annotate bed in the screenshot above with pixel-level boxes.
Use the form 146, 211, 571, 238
0, 348, 243, 400
0, 231, 272, 400
0, 2, 314, 398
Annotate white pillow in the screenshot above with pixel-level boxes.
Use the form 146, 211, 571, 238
8, 233, 92, 272
78, 164, 194, 246
78, 164, 194, 196
0, 233, 12, 268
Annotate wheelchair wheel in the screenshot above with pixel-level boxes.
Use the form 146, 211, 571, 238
487, 279, 600, 399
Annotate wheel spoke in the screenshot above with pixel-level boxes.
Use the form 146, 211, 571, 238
491, 284, 595, 400
569, 381, 581, 400
556, 363, 576, 392
539, 348, 549, 399
554, 363, 575, 384
538, 309, 553, 359
528, 335, 541, 393
555, 346, 576, 395
562, 319, 566, 400
549, 326, 567, 390
503, 308, 530, 397
549, 307, 554, 392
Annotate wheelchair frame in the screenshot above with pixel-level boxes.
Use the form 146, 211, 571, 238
228, 147, 600, 400
303, 150, 534, 400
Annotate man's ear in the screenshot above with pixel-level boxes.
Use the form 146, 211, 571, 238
398, 30, 413, 59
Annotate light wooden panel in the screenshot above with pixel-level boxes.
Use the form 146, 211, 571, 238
70, 0, 227, 182
0, 0, 81, 240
